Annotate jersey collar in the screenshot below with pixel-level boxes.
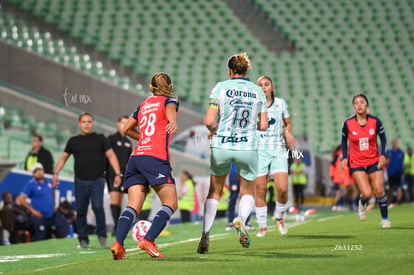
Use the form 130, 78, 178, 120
230, 77, 250, 81
267, 97, 275, 108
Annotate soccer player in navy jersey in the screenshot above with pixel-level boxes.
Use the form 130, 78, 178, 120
110, 73, 179, 259
341, 94, 390, 228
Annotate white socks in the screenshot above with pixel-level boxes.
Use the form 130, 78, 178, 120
238, 195, 255, 225
202, 199, 218, 233
275, 201, 287, 220
255, 206, 267, 228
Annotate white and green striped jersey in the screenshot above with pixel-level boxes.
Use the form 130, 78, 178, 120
258, 97, 290, 151
209, 77, 267, 150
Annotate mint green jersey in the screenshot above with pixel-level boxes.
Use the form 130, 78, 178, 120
209, 77, 267, 150
258, 97, 290, 151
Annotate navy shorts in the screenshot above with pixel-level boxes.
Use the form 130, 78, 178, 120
350, 162, 381, 175
123, 155, 175, 192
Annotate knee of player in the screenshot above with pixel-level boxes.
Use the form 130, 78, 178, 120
278, 186, 288, 195
374, 188, 385, 198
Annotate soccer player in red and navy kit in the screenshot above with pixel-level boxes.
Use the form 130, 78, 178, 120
111, 73, 179, 259
341, 94, 390, 228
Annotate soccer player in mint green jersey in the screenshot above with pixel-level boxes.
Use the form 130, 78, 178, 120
197, 53, 268, 254
255, 76, 296, 238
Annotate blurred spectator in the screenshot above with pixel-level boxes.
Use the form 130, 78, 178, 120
216, 184, 230, 218
0, 191, 31, 245
291, 158, 307, 210
330, 145, 348, 211
346, 175, 359, 211
57, 201, 77, 235
403, 146, 414, 202
106, 116, 132, 234
16, 163, 69, 241
178, 171, 196, 223
0, 191, 15, 245
386, 139, 405, 204
266, 176, 276, 215
24, 135, 54, 174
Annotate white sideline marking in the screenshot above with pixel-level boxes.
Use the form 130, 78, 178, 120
0, 259, 19, 263
0, 253, 66, 263
34, 263, 77, 272
6, 220, 314, 271
318, 215, 344, 222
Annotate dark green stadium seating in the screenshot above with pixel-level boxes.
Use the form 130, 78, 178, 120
2, 0, 413, 152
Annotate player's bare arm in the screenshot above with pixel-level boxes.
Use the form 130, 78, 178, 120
124, 117, 140, 141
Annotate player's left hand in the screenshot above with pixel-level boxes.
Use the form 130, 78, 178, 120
377, 155, 386, 169
166, 121, 177, 134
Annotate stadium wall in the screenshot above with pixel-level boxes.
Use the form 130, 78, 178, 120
0, 40, 204, 132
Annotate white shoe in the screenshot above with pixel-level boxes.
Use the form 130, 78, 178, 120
276, 219, 288, 236
256, 227, 267, 237
358, 200, 367, 221
381, 219, 391, 228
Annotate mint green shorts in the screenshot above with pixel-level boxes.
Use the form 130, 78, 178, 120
210, 148, 258, 181
258, 147, 288, 176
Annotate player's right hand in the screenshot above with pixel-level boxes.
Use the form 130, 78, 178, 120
341, 159, 348, 169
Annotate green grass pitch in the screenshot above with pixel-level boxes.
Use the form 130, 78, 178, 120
1, 204, 413, 275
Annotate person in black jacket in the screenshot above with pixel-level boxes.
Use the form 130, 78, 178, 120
106, 116, 132, 235
24, 135, 54, 174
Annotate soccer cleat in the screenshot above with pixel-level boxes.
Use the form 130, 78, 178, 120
232, 217, 251, 248
358, 200, 368, 221
276, 219, 288, 236
197, 233, 209, 254
381, 219, 391, 228
256, 227, 267, 237
137, 239, 165, 258
225, 223, 233, 231
78, 240, 88, 249
99, 236, 107, 248
110, 241, 126, 260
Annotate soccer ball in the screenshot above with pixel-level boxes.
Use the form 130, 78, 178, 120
131, 220, 152, 243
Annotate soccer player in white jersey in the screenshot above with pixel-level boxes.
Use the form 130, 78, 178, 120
255, 76, 296, 237
197, 52, 268, 253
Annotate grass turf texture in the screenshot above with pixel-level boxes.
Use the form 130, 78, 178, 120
1, 204, 413, 275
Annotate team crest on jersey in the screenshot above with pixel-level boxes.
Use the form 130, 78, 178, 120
275, 104, 282, 112
369, 129, 375, 135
